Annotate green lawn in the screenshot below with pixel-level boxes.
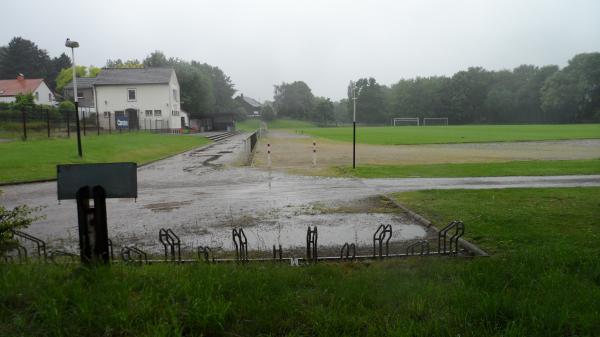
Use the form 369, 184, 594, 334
0, 133, 210, 184
333, 159, 600, 178
300, 124, 600, 145
236, 118, 316, 131
2, 187, 599, 336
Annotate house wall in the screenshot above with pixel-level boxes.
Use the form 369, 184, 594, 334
95, 75, 181, 130
64, 87, 95, 108
34, 82, 54, 105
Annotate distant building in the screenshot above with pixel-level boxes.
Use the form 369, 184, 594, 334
235, 94, 262, 117
0, 74, 55, 105
63, 77, 97, 118
93, 68, 188, 131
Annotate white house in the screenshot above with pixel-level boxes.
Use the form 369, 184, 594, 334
93, 68, 188, 131
0, 74, 55, 105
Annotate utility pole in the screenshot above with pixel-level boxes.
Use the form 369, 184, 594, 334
352, 81, 357, 169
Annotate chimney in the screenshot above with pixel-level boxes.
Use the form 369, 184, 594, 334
16, 73, 24, 82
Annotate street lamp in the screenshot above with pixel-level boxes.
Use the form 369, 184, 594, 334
66, 38, 82, 157
351, 81, 360, 169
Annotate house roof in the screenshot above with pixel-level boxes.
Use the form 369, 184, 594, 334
64, 77, 97, 90
0, 78, 43, 97
94, 67, 174, 85
241, 95, 262, 108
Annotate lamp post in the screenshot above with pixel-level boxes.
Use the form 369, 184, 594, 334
66, 38, 82, 157
351, 81, 358, 169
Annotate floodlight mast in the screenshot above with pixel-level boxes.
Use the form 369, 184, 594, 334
66, 38, 82, 157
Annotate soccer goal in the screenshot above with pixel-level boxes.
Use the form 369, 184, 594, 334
423, 117, 449, 126
392, 117, 420, 126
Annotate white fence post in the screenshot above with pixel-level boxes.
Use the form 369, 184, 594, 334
267, 143, 271, 168
312, 141, 317, 166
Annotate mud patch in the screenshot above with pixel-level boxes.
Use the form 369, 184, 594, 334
143, 200, 193, 212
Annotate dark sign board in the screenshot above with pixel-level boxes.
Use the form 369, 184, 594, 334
116, 115, 129, 129
57, 162, 137, 200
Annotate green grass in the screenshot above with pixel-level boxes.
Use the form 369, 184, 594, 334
333, 159, 600, 178
0, 133, 210, 184
2, 187, 600, 336
300, 124, 600, 145
236, 118, 317, 132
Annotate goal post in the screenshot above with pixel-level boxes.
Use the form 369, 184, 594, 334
392, 117, 420, 126
422, 117, 449, 126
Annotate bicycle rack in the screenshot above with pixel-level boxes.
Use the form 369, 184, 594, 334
48, 250, 78, 263
3, 245, 27, 263
197, 246, 213, 263
107, 239, 114, 261
438, 221, 465, 255
121, 246, 148, 263
373, 224, 392, 258
273, 244, 283, 260
9, 230, 46, 261
340, 242, 356, 261
406, 240, 430, 256
306, 226, 318, 263
159, 228, 181, 262
232, 228, 248, 262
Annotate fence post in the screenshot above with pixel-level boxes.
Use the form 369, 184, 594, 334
46, 109, 50, 138
108, 112, 112, 134
66, 109, 70, 137
96, 110, 100, 136
21, 108, 27, 140
82, 109, 87, 136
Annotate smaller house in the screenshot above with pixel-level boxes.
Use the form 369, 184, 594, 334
63, 77, 97, 112
0, 74, 55, 105
235, 94, 262, 117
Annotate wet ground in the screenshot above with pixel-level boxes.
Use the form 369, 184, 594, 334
2, 131, 599, 255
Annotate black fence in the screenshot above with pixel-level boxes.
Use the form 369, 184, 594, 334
0, 105, 181, 140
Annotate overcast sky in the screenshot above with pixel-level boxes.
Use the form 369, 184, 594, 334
2, 0, 599, 101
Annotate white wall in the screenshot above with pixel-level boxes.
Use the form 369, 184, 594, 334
34, 81, 54, 105
95, 74, 182, 130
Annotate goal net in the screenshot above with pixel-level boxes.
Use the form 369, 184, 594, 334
392, 117, 420, 126
423, 117, 449, 126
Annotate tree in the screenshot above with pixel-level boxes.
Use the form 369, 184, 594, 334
0, 197, 42, 256
273, 81, 315, 120
0, 37, 51, 80
348, 78, 388, 124
541, 53, 600, 122
105, 58, 143, 68
314, 97, 334, 125
55, 65, 101, 93
13, 93, 35, 111
261, 104, 276, 121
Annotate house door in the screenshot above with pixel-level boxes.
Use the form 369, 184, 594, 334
126, 108, 139, 130
180, 116, 186, 128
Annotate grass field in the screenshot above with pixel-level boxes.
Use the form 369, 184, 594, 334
332, 159, 600, 178
0, 133, 210, 184
2, 187, 599, 336
236, 119, 316, 131
300, 124, 600, 145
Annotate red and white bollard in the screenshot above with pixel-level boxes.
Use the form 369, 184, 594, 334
267, 143, 272, 168
312, 141, 317, 166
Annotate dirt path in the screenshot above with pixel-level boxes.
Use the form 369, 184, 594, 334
2, 131, 599, 254
253, 130, 600, 174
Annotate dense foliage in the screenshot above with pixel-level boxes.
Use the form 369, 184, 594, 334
346, 53, 599, 124
0, 37, 71, 91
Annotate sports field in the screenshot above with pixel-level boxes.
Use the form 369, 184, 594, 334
299, 124, 600, 145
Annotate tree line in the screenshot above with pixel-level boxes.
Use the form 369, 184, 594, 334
0, 37, 241, 120
272, 53, 599, 124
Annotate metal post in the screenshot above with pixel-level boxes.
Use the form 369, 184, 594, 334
352, 82, 357, 169
108, 112, 112, 134
75, 101, 82, 157
66, 109, 70, 137
82, 109, 87, 136
46, 109, 50, 138
96, 109, 100, 135
21, 108, 27, 140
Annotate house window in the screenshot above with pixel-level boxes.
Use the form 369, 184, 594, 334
145, 110, 153, 117
35, 92, 39, 101
173, 89, 179, 102
103, 111, 111, 118
48, 93, 52, 101
127, 89, 136, 101
77, 91, 84, 99
154, 110, 162, 116
171, 110, 179, 116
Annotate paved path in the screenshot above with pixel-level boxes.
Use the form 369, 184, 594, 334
2, 133, 599, 250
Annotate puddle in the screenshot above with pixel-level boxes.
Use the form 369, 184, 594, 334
143, 200, 193, 212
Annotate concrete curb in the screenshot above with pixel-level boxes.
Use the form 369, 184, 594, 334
382, 194, 490, 257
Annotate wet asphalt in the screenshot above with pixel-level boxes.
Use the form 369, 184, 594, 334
1, 132, 599, 252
